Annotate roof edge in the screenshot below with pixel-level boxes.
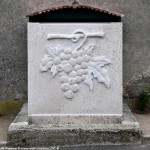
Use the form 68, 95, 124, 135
26, 5, 124, 18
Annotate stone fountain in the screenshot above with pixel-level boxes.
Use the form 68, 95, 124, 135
7, 5, 141, 147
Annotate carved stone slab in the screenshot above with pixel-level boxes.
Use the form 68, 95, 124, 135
40, 30, 111, 99
28, 23, 122, 125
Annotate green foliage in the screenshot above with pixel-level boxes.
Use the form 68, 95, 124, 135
137, 88, 150, 111
147, 86, 150, 91
0, 100, 23, 116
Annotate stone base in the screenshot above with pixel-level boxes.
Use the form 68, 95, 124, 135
0, 141, 6, 147
7, 103, 142, 147
29, 114, 121, 126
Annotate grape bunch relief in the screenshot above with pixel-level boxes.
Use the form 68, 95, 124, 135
40, 30, 111, 99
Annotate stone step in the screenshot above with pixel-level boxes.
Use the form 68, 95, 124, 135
0, 141, 7, 147
142, 135, 150, 145
7, 103, 142, 147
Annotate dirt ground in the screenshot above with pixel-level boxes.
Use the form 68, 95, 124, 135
133, 113, 150, 137
0, 115, 15, 142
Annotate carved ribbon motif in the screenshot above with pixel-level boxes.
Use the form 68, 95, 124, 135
40, 30, 111, 99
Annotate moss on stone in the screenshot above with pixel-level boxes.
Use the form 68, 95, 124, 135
0, 100, 23, 116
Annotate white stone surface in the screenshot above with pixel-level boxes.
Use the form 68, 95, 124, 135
28, 23, 122, 125
40, 29, 111, 99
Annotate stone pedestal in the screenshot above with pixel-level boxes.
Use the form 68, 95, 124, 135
7, 23, 142, 148
7, 103, 141, 147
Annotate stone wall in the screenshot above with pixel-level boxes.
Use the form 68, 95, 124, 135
0, 0, 150, 100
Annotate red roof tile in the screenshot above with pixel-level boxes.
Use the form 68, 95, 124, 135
26, 5, 124, 18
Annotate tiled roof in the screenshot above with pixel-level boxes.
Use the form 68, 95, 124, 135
26, 5, 124, 18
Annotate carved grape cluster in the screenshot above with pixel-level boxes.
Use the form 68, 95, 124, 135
40, 47, 91, 99
40, 30, 111, 99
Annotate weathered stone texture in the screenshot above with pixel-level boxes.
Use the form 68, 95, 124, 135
124, 66, 150, 110
0, 0, 28, 100
0, 0, 150, 99
7, 103, 142, 147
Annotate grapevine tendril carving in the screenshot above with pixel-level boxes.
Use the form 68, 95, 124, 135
40, 30, 111, 99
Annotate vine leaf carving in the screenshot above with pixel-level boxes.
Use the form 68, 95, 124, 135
85, 45, 95, 55
51, 64, 58, 77
47, 47, 57, 57
84, 65, 111, 90
84, 73, 93, 90
99, 67, 111, 88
